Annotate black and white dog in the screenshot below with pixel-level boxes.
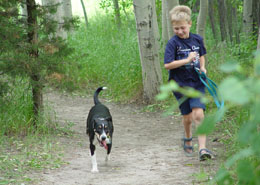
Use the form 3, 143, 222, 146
86, 87, 114, 172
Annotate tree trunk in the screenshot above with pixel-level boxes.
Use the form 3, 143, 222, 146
166, 0, 179, 40
162, 0, 169, 48
196, 0, 208, 66
80, 0, 89, 28
225, 1, 233, 43
232, 6, 240, 44
21, 0, 28, 17
242, 0, 253, 37
253, 0, 260, 36
41, 0, 72, 39
257, 25, 260, 50
133, 0, 163, 103
26, 0, 43, 127
112, 0, 121, 28
217, 0, 227, 41
208, 0, 217, 41
152, 0, 160, 52
196, 0, 208, 38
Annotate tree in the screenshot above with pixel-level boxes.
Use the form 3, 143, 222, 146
0, 0, 75, 128
242, 0, 253, 38
133, 0, 163, 103
257, 26, 260, 50
151, 0, 160, 52
208, 0, 217, 41
217, 0, 227, 42
196, 0, 208, 39
162, 0, 179, 47
80, 0, 89, 28
112, 0, 121, 28
41, 0, 73, 39
166, 0, 179, 40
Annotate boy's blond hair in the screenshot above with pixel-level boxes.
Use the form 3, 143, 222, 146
169, 5, 191, 24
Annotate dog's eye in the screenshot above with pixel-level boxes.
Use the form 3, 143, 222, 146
104, 125, 108, 129
98, 125, 102, 129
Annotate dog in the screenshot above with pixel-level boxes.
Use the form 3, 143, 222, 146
86, 87, 114, 172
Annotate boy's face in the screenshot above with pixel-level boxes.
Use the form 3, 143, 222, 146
172, 20, 192, 39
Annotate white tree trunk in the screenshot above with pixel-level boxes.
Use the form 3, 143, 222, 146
151, 0, 160, 52
166, 0, 179, 40
162, 0, 168, 47
196, 0, 208, 38
41, 0, 72, 39
133, 0, 163, 103
242, 0, 253, 36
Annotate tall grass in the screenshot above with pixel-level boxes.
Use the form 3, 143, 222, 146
0, 77, 58, 136
0, 77, 69, 184
63, 15, 143, 102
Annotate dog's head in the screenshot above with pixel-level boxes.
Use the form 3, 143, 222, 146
93, 117, 113, 149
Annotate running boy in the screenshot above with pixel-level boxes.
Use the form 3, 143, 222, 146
164, 5, 212, 161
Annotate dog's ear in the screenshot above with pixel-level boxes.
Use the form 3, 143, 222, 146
93, 118, 99, 130
105, 117, 112, 122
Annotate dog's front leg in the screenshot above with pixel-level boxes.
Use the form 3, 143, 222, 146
90, 143, 98, 172
105, 143, 112, 162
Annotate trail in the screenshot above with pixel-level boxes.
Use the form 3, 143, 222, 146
32, 91, 222, 185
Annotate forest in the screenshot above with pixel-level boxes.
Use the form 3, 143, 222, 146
0, 0, 260, 184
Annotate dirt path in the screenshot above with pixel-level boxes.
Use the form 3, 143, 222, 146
32, 91, 223, 185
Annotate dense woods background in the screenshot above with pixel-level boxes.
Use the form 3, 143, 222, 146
0, 0, 260, 184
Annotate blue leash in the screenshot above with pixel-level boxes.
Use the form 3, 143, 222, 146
194, 67, 224, 109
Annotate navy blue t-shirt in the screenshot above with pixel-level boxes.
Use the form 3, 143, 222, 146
164, 33, 206, 93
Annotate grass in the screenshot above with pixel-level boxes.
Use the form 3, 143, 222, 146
59, 15, 143, 102
0, 77, 73, 184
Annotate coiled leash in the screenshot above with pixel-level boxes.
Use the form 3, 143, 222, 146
194, 67, 224, 109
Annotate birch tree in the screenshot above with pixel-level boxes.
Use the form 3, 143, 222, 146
151, 0, 160, 52
242, 0, 253, 37
162, 0, 168, 46
162, 0, 179, 47
196, 0, 208, 38
133, 0, 162, 103
166, 0, 179, 40
41, 0, 72, 39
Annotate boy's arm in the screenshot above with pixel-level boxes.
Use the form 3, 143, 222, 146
164, 52, 197, 70
199, 55, 207, 74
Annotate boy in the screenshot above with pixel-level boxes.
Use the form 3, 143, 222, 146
164, 5, 212, 161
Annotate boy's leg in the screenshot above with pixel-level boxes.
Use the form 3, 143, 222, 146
182, 113, 193, 153
192, 108, 207, 151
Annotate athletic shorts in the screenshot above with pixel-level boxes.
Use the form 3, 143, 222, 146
173, 86, 205, 115
178, 97, 205, 115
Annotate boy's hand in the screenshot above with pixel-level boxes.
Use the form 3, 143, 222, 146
200, 67, 207, 74
187, 52, 197, 62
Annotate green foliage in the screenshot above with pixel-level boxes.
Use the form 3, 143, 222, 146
212, 52, 260, 183
61, 15, 142, 101
0, 77, 58, 136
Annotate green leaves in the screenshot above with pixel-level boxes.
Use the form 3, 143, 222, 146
219, 77, 250, 105
220, 61, 242, 73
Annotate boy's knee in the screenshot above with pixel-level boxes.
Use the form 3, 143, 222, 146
183, 114, 192, 124
192, 108, 204, 123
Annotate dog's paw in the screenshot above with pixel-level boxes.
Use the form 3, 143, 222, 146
91, 168, 99, 173
105, 154, 110, 162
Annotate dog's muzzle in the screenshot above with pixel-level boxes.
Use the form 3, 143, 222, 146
96, 132, 110, 150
